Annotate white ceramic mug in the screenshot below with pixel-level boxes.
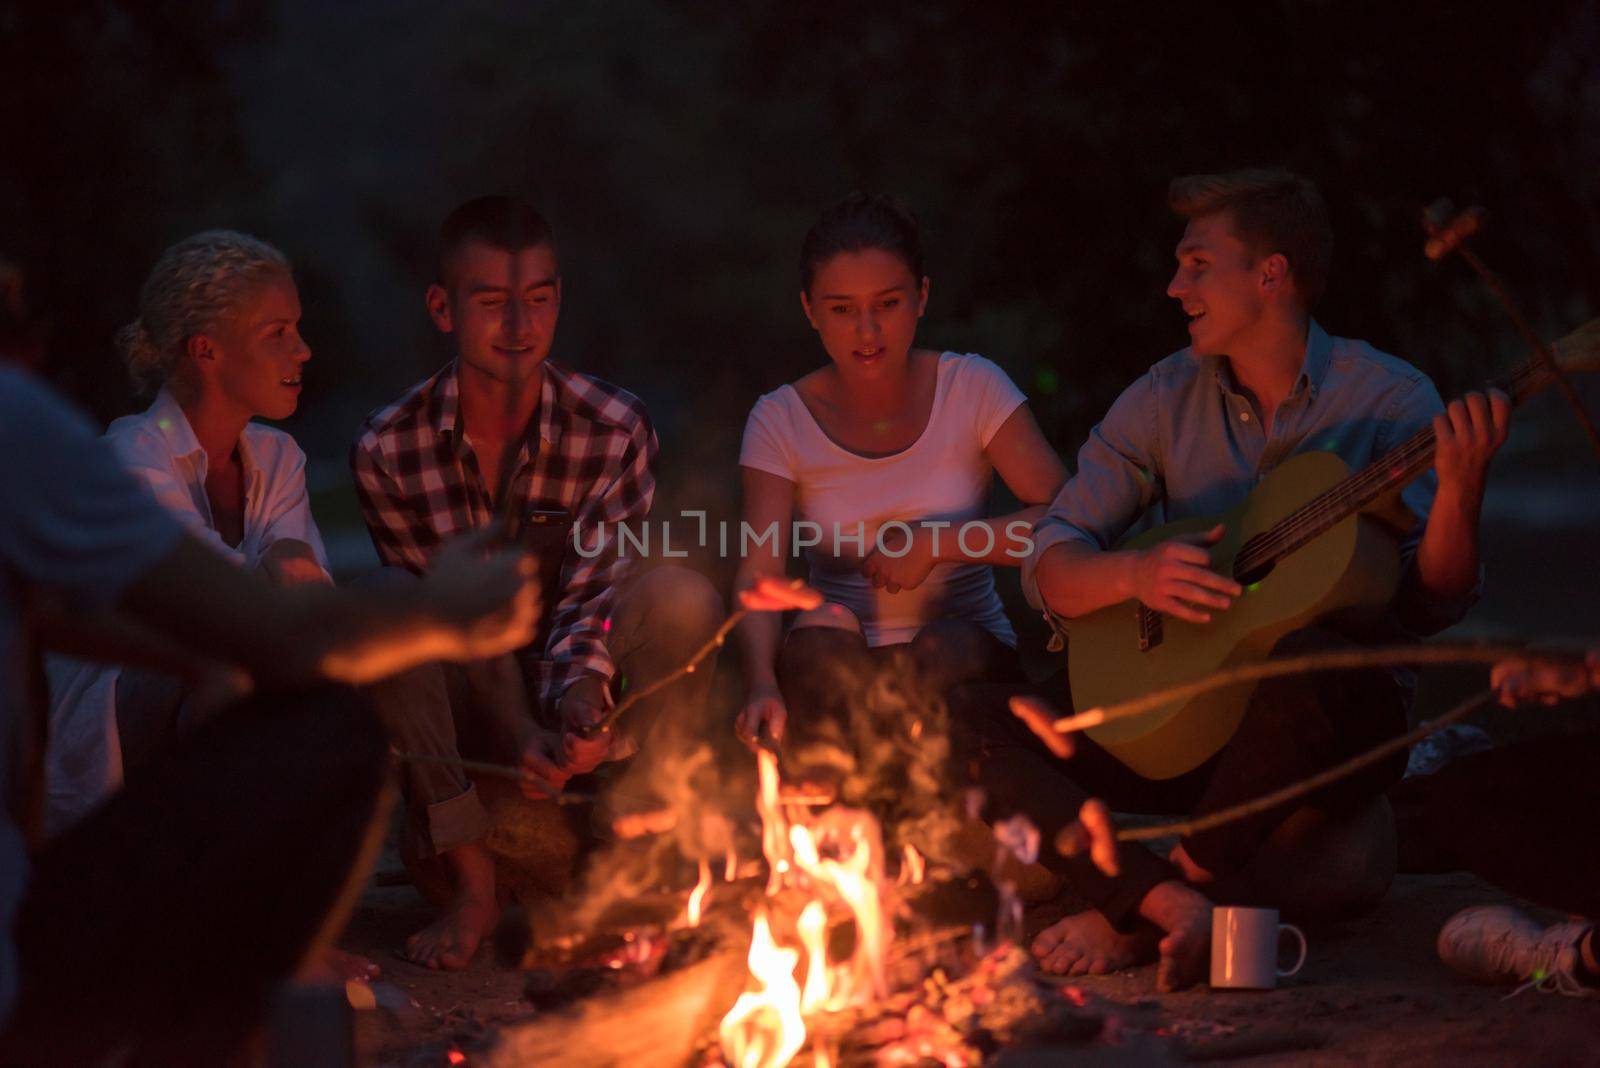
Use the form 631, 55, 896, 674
1210, 906, 1308, 989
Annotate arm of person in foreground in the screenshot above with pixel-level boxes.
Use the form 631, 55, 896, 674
118, 529, 539, 690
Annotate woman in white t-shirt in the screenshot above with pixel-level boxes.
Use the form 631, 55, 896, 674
734, 194, 1067, 755
46, 231, 329, 833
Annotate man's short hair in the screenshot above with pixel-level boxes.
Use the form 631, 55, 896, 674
438, 196, 556, 286
1168, 168, 1332, 307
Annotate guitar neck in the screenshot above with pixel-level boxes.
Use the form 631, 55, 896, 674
1233, 356, 1551, 576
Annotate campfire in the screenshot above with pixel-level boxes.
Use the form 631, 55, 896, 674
475, 580, 1117, 1066
487, 739, 1107, 1068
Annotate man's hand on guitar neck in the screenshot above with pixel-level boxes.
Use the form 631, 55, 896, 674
1411, 388, 1511, 612
1433, 389, 1511, 500
1034, 523, 1243, 624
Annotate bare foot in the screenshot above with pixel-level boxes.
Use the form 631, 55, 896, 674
1030, 909, 1156, 976
403, 842, 498, 970
1137, 880, 1212, 992
298, 945, 381, 985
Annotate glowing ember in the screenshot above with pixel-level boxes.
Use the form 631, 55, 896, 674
725, 844, 739, 882
686, 858, 712, 927
719, 909, 806, 1068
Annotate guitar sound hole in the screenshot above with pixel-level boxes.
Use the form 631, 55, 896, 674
1234, 558, 1276, 588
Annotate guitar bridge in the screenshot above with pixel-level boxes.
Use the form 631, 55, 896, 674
1137, 604, 1163, 651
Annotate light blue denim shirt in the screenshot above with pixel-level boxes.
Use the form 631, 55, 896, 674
1023, 321, 1479, 693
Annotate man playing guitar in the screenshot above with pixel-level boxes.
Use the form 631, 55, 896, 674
950, 168, 1509, 991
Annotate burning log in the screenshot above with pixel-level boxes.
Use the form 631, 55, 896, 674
483, 947, 753, 1068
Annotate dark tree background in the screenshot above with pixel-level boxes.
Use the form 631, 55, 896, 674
5, 0, 1597, 663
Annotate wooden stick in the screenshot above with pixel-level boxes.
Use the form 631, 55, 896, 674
1423, 203, 1600, 464
392, 751, 595, 804
590, 606, 751, 734
1052, 641, 1583, 734
1457, 244, 1600, 463
1114, 688, 1497, 843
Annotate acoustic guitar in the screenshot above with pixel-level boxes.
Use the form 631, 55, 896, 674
1067, 320, 1600, 779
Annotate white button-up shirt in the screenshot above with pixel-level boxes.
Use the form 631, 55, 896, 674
44, 390, 329, 834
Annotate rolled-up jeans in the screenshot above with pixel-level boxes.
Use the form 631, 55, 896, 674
362, 564, 724, 857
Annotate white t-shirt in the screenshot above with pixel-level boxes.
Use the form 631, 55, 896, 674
44, 389, 329, 834
739, 352, 1026, 647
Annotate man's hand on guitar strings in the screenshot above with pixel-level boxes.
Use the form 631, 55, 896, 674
1132, 523, 1243, 624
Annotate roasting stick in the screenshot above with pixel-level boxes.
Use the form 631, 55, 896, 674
587, 576, 823, 735
1423, 202, 1600, 463
1112, 688, 1497, 843
1041, 640, 1586, 735
394, 577, 822, 786
394, 751, 595, 803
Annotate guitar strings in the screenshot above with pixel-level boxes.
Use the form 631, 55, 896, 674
1227, 358, 1546, 578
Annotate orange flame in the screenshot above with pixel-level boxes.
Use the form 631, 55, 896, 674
723, 745, 894, 1067
790, 816, 888, 1004
796, 900, 829, 1015
901, 843, 925, 885
719, 909, 806, 1068
725, 844, 739, 882
756, 749, 790, 894
685, 858, 712, 927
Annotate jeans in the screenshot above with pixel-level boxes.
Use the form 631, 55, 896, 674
1395, 731, 1600, 919
364, 565, 724, 857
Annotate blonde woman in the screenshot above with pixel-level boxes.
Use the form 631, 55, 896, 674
47, 231, 328, 832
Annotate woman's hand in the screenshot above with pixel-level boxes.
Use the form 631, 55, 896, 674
860, 524, 937, 594
735, 680, 788, 752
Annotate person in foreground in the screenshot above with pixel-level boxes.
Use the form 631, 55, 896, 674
1424, 648, 1600, 997
46, 230, 333, 835
950, 168, 1510, 990
0, 267, 540, 1063
733, 193, 1066, 766
352, 196, 722, 970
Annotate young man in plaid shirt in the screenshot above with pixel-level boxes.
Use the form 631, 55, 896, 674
351, 197, 722, 970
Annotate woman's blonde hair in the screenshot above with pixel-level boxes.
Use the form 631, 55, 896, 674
116, 230, 290, 393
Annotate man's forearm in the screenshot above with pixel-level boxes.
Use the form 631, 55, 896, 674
30, 594, 222, 683
1411, 480, 1484, 605
1034, 540, 1141, 619
120, 536, 457, 689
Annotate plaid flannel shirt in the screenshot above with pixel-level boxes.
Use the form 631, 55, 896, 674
351, 358, 657, 718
